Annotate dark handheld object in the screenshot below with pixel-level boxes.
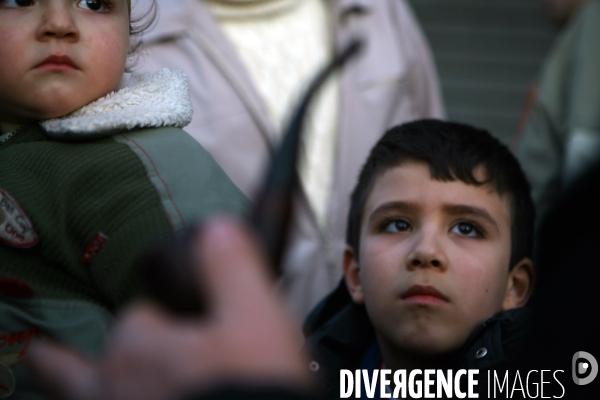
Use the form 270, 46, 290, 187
136, 226, 206, 314
251, 38, 362, 273
138, 39, 363, 315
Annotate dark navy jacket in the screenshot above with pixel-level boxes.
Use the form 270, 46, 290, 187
303, 280, 530, 399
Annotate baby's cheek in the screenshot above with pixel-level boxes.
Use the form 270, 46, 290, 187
91, 33, 128, 72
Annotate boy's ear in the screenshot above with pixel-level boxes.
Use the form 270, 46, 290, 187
502, 257, 535, 311
343, 246, 364, 304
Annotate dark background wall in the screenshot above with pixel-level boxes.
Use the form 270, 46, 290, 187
408, 0, 557, 145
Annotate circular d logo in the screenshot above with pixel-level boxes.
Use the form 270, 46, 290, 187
572, 351, 598, 385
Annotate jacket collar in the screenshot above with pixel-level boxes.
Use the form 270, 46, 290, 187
145, 0, 373, 41
459, 307, 531, 370
41, 68, 193, 140
337, 0, 373, 15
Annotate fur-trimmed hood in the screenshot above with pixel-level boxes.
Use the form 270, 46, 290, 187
41, 68, 193, 140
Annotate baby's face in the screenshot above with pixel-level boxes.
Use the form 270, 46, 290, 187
345, 161, 517, 357
0, 0, 129, 122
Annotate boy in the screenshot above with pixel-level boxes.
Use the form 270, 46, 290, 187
304, 119, 536, 398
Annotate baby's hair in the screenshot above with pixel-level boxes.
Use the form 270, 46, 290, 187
126, 0, 159, 69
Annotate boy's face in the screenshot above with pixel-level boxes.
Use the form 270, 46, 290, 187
345, 161, 528, 357
0, 0, 129, 122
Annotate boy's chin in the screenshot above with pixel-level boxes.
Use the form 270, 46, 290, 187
384, 330, 467, 358
400, 340, 462, 357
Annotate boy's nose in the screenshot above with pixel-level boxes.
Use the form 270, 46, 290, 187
406, 230, 447, 271
36, 4, 79, 42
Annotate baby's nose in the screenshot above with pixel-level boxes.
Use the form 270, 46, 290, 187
37, 3, 79, 42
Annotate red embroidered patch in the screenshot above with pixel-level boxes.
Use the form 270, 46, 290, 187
0, 188, 37, 248
0, 325, 42, 359
0, 278, 34, 299
80, 232, 109, 264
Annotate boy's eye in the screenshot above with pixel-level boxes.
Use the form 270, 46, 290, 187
77, 0, 107, 11
1, 0, 34, 8
451, 222, 482, 238
382, 219, 411, 233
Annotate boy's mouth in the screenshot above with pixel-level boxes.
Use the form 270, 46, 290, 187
401, 285, 449, 305
34, 55, 78, 71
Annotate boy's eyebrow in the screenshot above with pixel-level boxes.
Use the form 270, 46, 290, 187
367, 201, 420, 224
442, 204, 499, 233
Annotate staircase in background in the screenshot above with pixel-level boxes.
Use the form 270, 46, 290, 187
408, 0, 557, 145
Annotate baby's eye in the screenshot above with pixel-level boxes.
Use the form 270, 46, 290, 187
1, 0, 34, 8
382, 219, 411, 233
451, 222, 482, 238
77, 0, 108, 11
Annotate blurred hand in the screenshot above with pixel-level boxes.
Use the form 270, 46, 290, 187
27, 218, 310, 400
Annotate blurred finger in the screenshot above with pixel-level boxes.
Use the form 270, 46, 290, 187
194, 217, 277, 319
191, 218, 310, 388
27, 342, 99, 400
94, 303, 212, 400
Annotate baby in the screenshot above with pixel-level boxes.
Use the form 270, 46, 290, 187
0, 1, 247, 398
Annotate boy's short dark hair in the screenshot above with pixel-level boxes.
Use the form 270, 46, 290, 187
346, 119, 534, 269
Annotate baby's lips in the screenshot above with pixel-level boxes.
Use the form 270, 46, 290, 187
34, 54, 78, 70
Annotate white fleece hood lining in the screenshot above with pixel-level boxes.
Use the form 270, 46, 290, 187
41, 68, 193, 139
